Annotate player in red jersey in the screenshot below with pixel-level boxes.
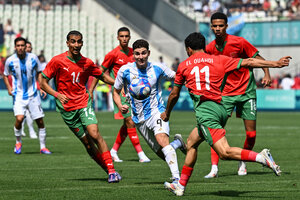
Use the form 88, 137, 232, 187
89, 27, 150, 163
40, 30, 121, 183
190, 12, 272, 178
162, 32, 290, 196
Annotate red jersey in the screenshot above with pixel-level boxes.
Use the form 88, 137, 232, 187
175, 52, 242, 103
101, 46, 134, 78
206, 34, 258, 96
42, 52, 103, 111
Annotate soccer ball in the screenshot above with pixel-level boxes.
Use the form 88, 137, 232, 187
129, 77, 151, 100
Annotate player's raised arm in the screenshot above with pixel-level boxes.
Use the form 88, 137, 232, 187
242, 56, 292, 68
161, 85, 182, 122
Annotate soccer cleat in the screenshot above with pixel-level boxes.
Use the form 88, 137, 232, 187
174, 134, 187, 155
139, 154, 151, 163
40, 148, 52, 154
108, 172, 121, 183
164, 181, 185, 196
14, 142, 22, 154
204, 169, 218, 178
260, 149, 281, 176
29, 131, 38, 139
110, 150, 123, 162
238, 161, 247, 176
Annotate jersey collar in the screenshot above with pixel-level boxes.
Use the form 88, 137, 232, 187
215, 34, 228, 52
66, 52, 82, 63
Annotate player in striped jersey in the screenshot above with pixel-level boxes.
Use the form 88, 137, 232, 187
113, 39, 186, 181
3, 37, 51, 154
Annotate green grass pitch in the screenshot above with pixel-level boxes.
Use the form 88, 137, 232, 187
0, 111, 299, 200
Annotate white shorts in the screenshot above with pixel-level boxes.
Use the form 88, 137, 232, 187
14, 95, 44, 120
136, 112, 170, 153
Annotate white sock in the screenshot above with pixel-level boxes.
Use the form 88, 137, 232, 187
162, 144, 180, 179
255, 154, 266, 165
21, 120, 25, 134
14, 126, 22, 143
212, 164, 218, 172
138, 151, 147, 159
39, 128, 46, 149
25, 112, 35, 135
110, 149, 117, 154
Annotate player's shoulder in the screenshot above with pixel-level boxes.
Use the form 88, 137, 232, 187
120, 62, 134, 71
106, 46, 120, 56
5, 53, 16, 62
228, 34, 247, 43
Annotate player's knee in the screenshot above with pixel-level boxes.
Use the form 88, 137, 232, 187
218, 150, 230, 160
246, 131, 256, 139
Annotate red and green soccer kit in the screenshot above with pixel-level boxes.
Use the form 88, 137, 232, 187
206, 34, 259, 120
101, 46, 134, 119
175, 52, 242, 146
42, 52, 104, 137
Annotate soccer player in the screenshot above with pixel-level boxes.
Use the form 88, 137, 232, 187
162, 32, 290, 196
20, 40, 38, 139
40, 30, 121, 183
113, 39, 187, 181
89, 27, 150, 163
203, 12, 272, 178
3, 37, 51, 154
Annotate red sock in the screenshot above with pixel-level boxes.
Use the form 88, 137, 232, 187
241, 149, 258, 162
243, 131, 256, 150
101, 151, 116, 174
179, 165, 193, 187
94, 152, 108, 174
112, 125, 127, 151
127, 128, 143, 153
211, 148, 219, 165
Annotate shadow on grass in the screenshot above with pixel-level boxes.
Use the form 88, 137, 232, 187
69, 178, 107, 182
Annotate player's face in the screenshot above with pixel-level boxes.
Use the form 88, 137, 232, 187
26, 43, 32, 53
133, 47, 150, 68
67, 35, 83, 55
117, 31, 130, 48
211, 19, 227, 38
15, 40, 26, 57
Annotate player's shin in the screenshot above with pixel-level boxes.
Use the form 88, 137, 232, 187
127, 128, 143, 153
101, 151, 116, 174
162, 145, 180, 179
112, 125, 127, 151
39, 128, 46, 149
244, 131, 256, 150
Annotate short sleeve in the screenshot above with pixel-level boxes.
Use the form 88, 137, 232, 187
174, 62, 185, 86
241, 38, 259, 58
221, 55, 243, 73
3, 58, 11, 76
114, 67, 124, 90
87, 60, 103, 77
42, 58, 57, 80
101, 52, 115, 71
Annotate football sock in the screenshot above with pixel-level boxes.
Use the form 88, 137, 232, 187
170, 139, 182, 150
127, 128, 143, 153
162, 145, 180, 179
94, 152, 108, 174
244, 131, 256, 150
21, 120, 25, 135
38, 128, 46, 149
101, 151, 116, 174
14, 126, 22, 143
211, 148, 219, 165
112, 125, 127, 151
241, 149, 258, 162
179, 165, 193, 187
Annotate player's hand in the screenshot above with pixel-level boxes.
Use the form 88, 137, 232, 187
120, 105, 129, 114
261, 74, 271, 87
40, 89, 47, 99
7, 88, 13, 96
160, 112, 169, 122
278, 56, 292, 68
57, 93, 69, 104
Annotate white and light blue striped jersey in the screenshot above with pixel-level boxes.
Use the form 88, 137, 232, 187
114, 61, 175, 124
4, 53, 42, 101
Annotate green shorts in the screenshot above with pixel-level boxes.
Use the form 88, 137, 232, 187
113, 89, 131, 119
59, 96, 98, 138
193, 99, 228, 146
221, 95, 257, 120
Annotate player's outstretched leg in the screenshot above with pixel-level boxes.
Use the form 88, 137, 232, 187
239, 129, 256, 176
110, 125, 127, 162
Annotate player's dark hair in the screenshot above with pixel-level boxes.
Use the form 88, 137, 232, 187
211, 12, 228, 24
14, 37, 26, 46
132, 39, 149, 50
26, 41, 31, 45
117, 27, 130, 35
184, 32, 205, 50
66, 30, 82, 41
